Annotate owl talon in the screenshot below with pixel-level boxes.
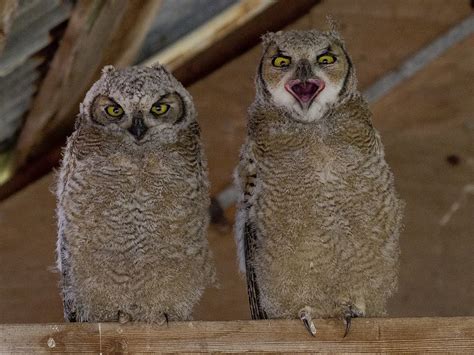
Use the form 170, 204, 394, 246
343, 314, 352, 338
299, 307, 317, 336
342, 305, 363, 338
164, 312, 169, 326
118, 311, 131, 324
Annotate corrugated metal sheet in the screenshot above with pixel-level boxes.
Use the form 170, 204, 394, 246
0, 0, 71, 75
0, 58, 41, 150
136, 0, 236, 63
0, 0, 71, 151
0, 0, 236, 152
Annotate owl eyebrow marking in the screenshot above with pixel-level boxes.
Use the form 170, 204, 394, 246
153, 92, 172, 104
272, 52, 291, 61
106, 97, 121, 106
318, 46, 335, 56
274, 48, 290, 57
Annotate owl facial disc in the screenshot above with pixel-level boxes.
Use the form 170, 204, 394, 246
285, 79, 325, 108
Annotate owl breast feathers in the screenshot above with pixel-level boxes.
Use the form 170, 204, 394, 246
56, 65, 215, 323
235, 29, 403, 332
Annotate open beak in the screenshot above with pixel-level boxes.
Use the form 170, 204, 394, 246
128, 116, 148, 140
285, 78, 325, 108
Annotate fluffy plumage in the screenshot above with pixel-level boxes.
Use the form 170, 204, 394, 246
235, 29, 403, 334
56, 65, 215, 323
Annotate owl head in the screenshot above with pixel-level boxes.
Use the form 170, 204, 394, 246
257, 28, 357, 122
78, 65, 195, 143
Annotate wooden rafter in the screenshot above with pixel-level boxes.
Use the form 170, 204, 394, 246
0, 0, 318, 201
0, 0, 18, 55
144, 0, 319, 86
13, 0, 162, 169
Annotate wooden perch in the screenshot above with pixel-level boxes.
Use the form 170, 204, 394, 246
1, 318, 473, 353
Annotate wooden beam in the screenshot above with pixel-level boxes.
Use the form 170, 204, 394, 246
143, 0, 319, 86
0, 0, 318, 202
0, 0, 18, 55
142, 0, 276, 72
1, 318, 473, 353
13, 0, 162, 169
0, 145, 61, 201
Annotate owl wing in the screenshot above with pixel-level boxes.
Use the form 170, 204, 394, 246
244, 221, 267, 320
56, 134, 80, 322
61, 256, 78, 322
235, 142, 267, 319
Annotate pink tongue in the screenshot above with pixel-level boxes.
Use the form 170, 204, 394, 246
291, 82, 318, 102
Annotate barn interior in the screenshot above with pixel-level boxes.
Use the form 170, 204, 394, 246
1, 0, 473, 328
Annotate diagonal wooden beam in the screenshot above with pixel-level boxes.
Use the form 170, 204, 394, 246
13, 0, 162, 170
0, 0, 319, 202
0, 0, 18, 55
144, 0, 319, 86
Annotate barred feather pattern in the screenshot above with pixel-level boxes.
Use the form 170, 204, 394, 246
56, 67, 215, 323
236, 94, 403, 319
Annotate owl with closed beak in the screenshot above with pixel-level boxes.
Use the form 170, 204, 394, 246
235, 28, 403, 336
56, 65, 215, 323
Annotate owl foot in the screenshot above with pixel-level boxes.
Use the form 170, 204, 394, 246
299, 306, 317, 337
118, 311, 131, 324
343, 305, 364, 338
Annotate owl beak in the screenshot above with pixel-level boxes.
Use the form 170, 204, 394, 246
128, 116, 148, 141
285, 78, 325, 108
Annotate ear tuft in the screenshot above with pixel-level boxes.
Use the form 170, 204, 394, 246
261, 31, 277, 47
150, 62, 163, 70
101, 65, 115, 74
326, 15, 344, 43
149, 62, 173, 77
326, 15, 339, 32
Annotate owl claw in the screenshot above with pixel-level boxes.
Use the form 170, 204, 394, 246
343, 314, 352, 338
118, 311, 131, 324
343, 305, 363, 338
299, 307, 317, 336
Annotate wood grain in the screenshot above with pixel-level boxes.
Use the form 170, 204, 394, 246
142, 0, 276, 71
144, 0, 319, 87
0, 0, 18, 55
0, 0, 318, 202
13, 0, 162, 168
1, 318, 473, 353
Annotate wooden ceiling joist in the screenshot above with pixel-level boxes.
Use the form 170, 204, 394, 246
0, 0, 318, 202
13, 0, 162, 170
144, 0, 319, 86
0, 0, 18, 55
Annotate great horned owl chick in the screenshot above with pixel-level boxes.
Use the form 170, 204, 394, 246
235, 29, 403, 336
56, 65, 215, 323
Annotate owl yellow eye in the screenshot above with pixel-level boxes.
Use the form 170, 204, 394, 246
272, 55, 291, 68
150, 103, 170, 116
105, 105, 124, 117
317, 54, 336, 65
